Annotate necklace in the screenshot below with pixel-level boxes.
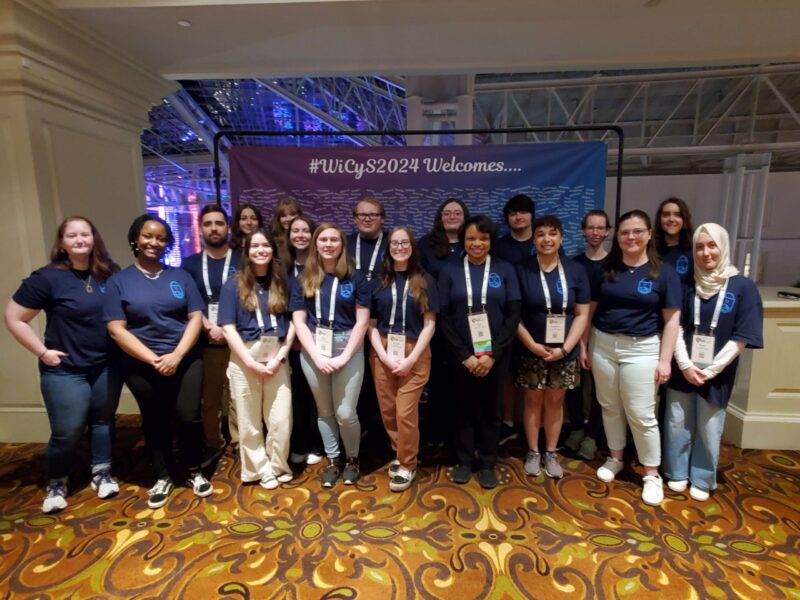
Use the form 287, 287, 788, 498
73, 269, 93, 293
135, 262, 164, 280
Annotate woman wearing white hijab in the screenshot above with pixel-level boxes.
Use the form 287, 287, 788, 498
663, 223, 763, 501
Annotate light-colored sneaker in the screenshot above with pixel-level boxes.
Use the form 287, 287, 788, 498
667, 479, 688, 492
188, 472, 213, 498
564, 429, 585, 452
91, 470, 120, 499
147, 478, 174, 509
276, 473, 294, 484
387, 460, 401, 477
306, 453, 323, 465
689, 485, 710, 502
642, 474, 664, 506
42, 481, 68, 514
524, 450, 542, 476
544, 452, 564, 479
260, 474, 279, 490
577, 437, 597, 461
597, 457, 624, 483
389, 468, 416, 492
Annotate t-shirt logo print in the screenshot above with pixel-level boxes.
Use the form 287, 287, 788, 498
676, 255, 690, 275
488, 273, 502, 289
637, 279, 653, 295
339, 281, 354, 299
170, 281, 185, 300
556, 279, 564, 295
721, 292, 736, 313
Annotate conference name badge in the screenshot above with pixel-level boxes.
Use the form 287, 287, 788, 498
387, 333, 406, 360
316, 326, 334, 358
468, 312, 493, 355
545, 315, 566, 344
207, 302, 219, 326
691, 334, 715, 368
252, 335, 279, 363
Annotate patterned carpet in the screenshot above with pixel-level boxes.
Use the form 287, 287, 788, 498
1, 416, 799, 599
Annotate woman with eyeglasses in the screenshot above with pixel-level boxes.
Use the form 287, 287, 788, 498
219, 228, 295, 489
368, 227, 438, 491
438, 215, 521, 489
231, 203, 264, 252
5, 217, 121, 513
291, 223, 371, 488
663, 223, 762, 502
585, 209, 681, 506
104, 214, 210, 510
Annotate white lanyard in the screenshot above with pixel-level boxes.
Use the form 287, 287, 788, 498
202, 249, 232, 299
315, 277, 339, 326
694, 280, 729, 334
463, 255, 491, 313
356, 231, 383, 279
255, 287, 279, 334
293, 264, 300, 278
539, 259, 568, 315
389, 278, 409, 334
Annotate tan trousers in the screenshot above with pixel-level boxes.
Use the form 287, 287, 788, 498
370, 338, 431, 470
227, 352, 292, 482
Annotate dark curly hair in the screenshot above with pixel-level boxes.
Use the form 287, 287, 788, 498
127, 214, 175, 257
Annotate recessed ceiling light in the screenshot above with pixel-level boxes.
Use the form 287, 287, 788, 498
177, 19, 192, 28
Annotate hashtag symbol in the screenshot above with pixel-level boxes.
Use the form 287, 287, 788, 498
308, 159, 319, 174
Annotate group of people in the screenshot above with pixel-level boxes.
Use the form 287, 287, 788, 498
4, 193, 762, 514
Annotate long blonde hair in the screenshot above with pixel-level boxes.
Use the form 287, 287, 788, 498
237, 229, 289, 314
301, 223, 353, 297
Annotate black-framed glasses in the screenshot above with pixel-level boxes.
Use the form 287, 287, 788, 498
355, 212, 383, 220
389, 240, 411, 248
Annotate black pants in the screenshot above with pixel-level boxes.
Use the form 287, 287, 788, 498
422, 329, 457, 447
564, 368, 603, 440
454, 348, 511, 470
123, 351, 204, 480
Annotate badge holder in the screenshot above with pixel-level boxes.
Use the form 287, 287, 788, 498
468, 312, 493, 355
545, 314, 566, 344
387, 333, 406, 360
316, 326, 334, 358
690, 334, 715, 368
251, 335, 279, 363
207, 302, 219, 326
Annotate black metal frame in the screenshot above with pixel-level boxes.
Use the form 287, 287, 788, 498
213, 125, 624, 221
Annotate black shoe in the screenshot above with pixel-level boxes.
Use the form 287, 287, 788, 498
342, 458, 361, 485
321, 459, 342, 488
453, 464, 471, 484
478, 468, 498, 489
499, 424, 518, 446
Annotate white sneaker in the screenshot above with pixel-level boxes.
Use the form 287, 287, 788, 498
689, 485, 710, 501
667, 479, 688, 492
260, 474, 279, 490
306, 452, 323, 465
147, 478, 174, 509
187, 472, 213, 498
597, 457, 624, 483
642, 474, 664, 506
387, 460, 401, 477
389, 468, 416, 492
276, 473, 293, 484
91, 470, 120, 499
42, 481, 68, 514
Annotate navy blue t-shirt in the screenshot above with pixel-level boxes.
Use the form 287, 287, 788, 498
372, 272, 440, 340
493, 234, 535, 264
517, 257, 590, 360
181, 250, 241, 310
668, 276, 763, 407
346, 232, 388, 280
218, 277, 291, 342
103, 265, 205, 354
591, 262, 682, 337
418, 233, 463, 280
13, 265, 114, 368
289, 271, 371, 332
660, 245, 694, 288
438, 257, 521, 348
572, 252, 606, 285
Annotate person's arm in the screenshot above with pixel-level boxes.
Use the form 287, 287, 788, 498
656, 307, 680, 383
393, 312, 436, 377
107, 320, 159, 366
545, 302, 589, 363
264, 322, 296, 376
579, 301, 598, 369
4, 300, 66, 366
493, 300, 521, 351
204, 315, 226, 345
516, 321, 550, 359
293, 309, 330, 372
153, 311, 203, 376
701, 340, 746, 380
368, 318, 395, 368
222, 323, 269, 377
329, 305, 370, 370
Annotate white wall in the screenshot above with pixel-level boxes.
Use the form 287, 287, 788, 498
605, 171, 800, 286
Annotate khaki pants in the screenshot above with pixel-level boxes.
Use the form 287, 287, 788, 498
370, 338, 431, 471
227, 353, 292, 482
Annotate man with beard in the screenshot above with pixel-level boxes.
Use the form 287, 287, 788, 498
182, 204, 241, 462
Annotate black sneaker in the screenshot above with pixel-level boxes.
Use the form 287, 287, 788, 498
342, 458, 361, 485
478, 468, 498, 489
452, 464, 471, 484
147, 478, 174, 509
499, 423, 518, 446
321, 459, 342, 488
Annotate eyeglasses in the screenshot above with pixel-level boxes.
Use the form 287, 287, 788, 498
355, 212, 383, 220
618, 228, 649, 239
389, 240, 411, 249
584, 226, 608, 232
442, 211, 463, 218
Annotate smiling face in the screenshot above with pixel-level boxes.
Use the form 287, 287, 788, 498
616, 216, 651, 259
534, 225, 563, 257
201, 210, 229, 248
388, 229, 412, 265
441, 201, 465, 234
316, 227, 343, 263
239, 207, 260, 235
660, 202, 684, 239
61, 219, 94, 264
582, 214, 610, 249
354, 200, 384, 237
279, 210, 299, 231
464, 224, 491, 263
289, 219, 312, 252
694, 231, 721, 272
248, 232, 273, 270
137, 220, 169, 261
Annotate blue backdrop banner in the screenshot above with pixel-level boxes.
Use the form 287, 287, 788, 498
231, 142, 607, 256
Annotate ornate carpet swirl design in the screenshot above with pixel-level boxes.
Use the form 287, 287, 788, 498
1, 417, 798, 599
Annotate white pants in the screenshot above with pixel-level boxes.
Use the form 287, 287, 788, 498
590, 327, 661, 467
227, 353, 293, 482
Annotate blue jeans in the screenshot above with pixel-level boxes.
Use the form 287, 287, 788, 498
662, 388, 726, 491
39, 362, 121, 481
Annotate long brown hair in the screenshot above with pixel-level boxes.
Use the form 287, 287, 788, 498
50, 216, 119, 281
270, 197, 303, 262
604, 210, 661, 282
430, 198, 469, 258
654, 196, 694, 253
236, 229, 288, 314
287, 215, 318, 264
301, 223, 353, 297
231, 203, 264, 251
379, 226, 429, 313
